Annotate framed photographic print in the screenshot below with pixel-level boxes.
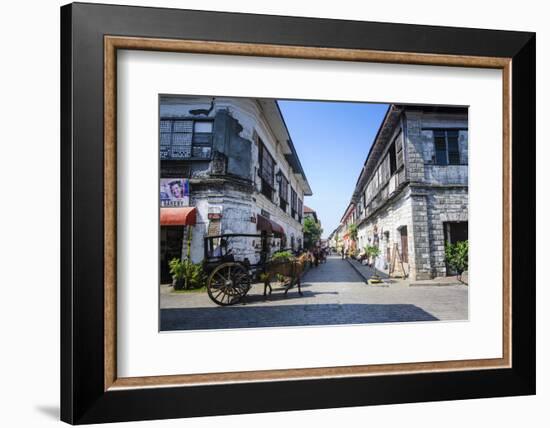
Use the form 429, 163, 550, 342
60, 2, 536, 424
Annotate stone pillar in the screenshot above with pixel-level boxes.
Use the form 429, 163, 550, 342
427, 192, 448, 278
405, 112, 426, 183
410, 193, 432, 280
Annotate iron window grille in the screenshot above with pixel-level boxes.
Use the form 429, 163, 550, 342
160, 119, 213, 160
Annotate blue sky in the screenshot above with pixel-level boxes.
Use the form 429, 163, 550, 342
278, 100, 389, 238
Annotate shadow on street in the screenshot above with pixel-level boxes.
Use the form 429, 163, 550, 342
160, 303, 439, 331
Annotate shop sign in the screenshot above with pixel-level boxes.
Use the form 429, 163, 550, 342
160, 178, 189, 207
208, 206, 222, 220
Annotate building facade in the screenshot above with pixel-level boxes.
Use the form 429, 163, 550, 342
159, 96, 312, 282
328, 223, 344, 251
303, 205, 319, 224
345, 105, 468, 280
340, 202, 357, 254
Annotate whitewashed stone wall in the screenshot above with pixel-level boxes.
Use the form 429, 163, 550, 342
166, 97, 306, 263
357, 188, 414, 275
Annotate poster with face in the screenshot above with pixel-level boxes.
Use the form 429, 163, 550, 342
160, 178, 189, 207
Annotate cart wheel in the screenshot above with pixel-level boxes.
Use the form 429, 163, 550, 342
207, 262, 251, 306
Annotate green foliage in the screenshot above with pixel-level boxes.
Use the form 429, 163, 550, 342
364, 245, 381, 259
168, 258, 205, 290
270, 250, 295, 262
168, 258, 184, 280
445, 240, 469, 276
348, 225, 358, 243
348, 223, 358, 242
303, 217, 323, 249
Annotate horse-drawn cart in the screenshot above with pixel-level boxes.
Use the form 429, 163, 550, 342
203, 233, 307, 306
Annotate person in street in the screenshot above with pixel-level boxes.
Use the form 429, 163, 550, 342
313, 247, 320, 267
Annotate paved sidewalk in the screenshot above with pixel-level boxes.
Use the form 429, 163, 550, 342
346, 257, 468, 287
160, 256, 468, 331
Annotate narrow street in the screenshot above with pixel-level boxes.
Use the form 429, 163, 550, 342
160, 256, 468, 331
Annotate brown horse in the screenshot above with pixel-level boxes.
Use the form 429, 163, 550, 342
262, 253, 309, 297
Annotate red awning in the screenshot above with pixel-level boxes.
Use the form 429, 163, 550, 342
160, 207, 197, 226
271, 221, 285, 236
256, 214, 285, 236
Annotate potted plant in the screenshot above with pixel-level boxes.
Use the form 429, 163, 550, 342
168, 258, 184, 289
445, 240, 469, 281
168, 257, 204, 290
270, 250, 295, 263
364, 245, 381, 267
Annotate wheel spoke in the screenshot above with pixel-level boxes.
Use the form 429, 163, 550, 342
210, 279, 224, 289
215, 272, 227, 283
207, 264, 252, 305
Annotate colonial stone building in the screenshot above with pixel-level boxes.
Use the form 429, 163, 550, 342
159, 96, 312, 282
345, 104, 468, 280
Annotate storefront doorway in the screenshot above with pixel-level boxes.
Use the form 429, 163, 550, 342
159, 206, 197, 283
444, 221, 468, 276
160, 226, 184, 284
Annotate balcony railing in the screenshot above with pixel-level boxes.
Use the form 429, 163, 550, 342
359, 170, 407, 222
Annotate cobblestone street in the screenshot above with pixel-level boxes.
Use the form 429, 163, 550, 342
160, 256, 468, 331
